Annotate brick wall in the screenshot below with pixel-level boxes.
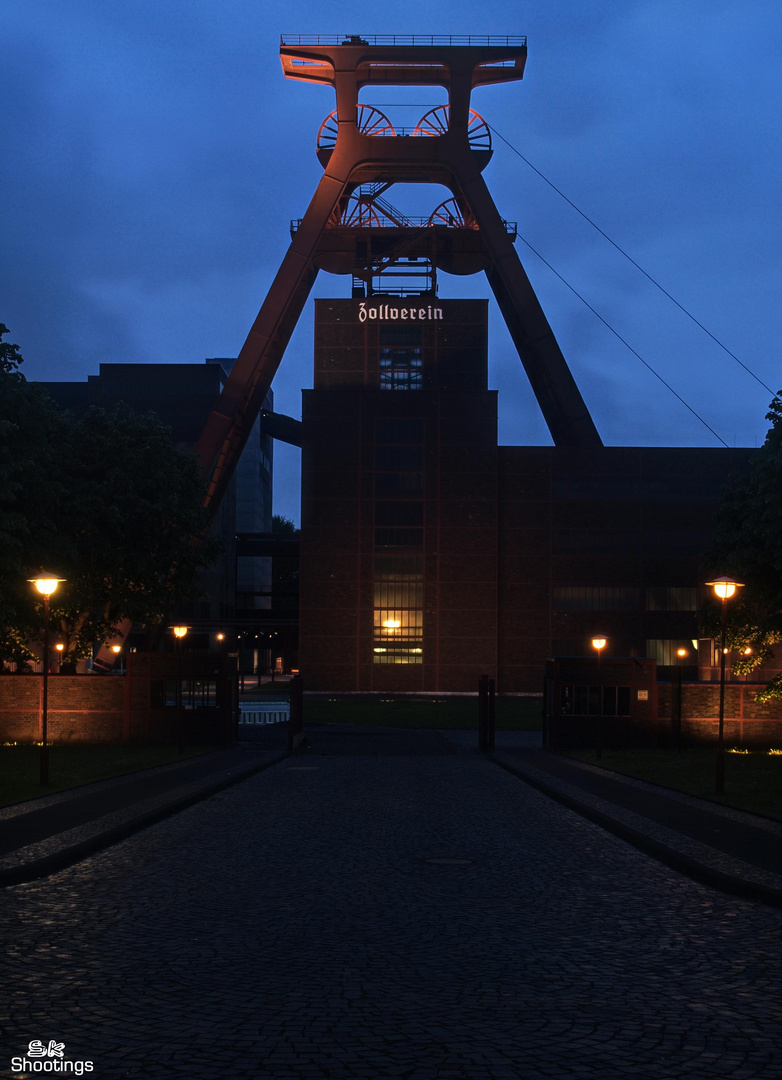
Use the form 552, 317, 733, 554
0, 676, 125, 743
659, 682, 782, 749
0, 652, 237, 746
547, 681, 782, 751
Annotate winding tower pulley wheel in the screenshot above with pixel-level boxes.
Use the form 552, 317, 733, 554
330, 194, 384, 228
317, 105, 395, 151
427, 198, 479, 230
413, 106, 492, 151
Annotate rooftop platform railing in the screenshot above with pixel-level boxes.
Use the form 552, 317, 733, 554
290, 217, 517, 238
280, 34, 527, 48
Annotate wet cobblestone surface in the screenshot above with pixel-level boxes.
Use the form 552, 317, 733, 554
2, 727, 781, 1078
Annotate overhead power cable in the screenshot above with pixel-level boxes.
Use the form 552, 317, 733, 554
488, 122, 775, 397
517, 233, 730, 448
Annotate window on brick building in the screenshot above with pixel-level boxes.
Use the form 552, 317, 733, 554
379, 326, 423, 390
151, 679, 220, 708
373, 555, 423, 664
559, 685, 631, 716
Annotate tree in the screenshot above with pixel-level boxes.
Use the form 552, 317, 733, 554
271, 514, 298, 536
704, 392, 782, 700
47, 403, 220, 669
0, 325, 219, 669
0, 322, 24, 376
0, 325, 67, 665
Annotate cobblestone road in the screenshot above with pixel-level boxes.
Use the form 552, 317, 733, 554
2, 728, 781, 1079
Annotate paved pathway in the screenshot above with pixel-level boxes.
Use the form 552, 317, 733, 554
2, 727, 781, 1079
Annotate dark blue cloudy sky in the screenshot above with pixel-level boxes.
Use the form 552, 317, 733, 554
2, 1, 780, 523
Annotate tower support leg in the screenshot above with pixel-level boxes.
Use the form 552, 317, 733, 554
195, 169, 353, 518
455, 165, 602, 447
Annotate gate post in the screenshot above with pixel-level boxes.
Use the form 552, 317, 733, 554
487, 677, 496, 751
478, 675, 488, 750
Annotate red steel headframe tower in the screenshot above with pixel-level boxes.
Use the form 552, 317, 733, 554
195, 33, 601, 525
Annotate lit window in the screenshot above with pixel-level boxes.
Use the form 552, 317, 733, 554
646, 640, 696, 666
373, 555, 423, 664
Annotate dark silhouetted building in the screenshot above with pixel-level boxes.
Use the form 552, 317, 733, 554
41, 360, 274, 646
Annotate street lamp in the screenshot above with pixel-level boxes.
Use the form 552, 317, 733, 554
675, 647, 689, 753
111, 643, 124, 675
28, 572, 66, 785
705, 577, 744, 794
171, 625, 189, 753
591, 636, 607, 760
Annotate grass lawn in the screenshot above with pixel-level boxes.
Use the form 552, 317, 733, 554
296, 696, 543, 730
243, 683, 543, 731
564, 747, 782, 821
0, 744, 214, 808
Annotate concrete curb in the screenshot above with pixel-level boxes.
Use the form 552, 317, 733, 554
488, 750, 782, 910
0, 748, 288, 889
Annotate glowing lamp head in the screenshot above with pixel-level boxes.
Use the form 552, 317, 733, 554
28, 573, 65, 597
677, 648, 688, 659
111, 645, 122, 654
706, 576, 744, 600
55, 643, 64, 653
591, 637, 607, 652
172, 625, 189, 640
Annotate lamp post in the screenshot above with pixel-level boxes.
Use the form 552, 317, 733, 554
28, 573, 65, 786
591, 636, 607, 760
172, 625, 189, 753
674, 647, 688, 753
705, 577, 744, 795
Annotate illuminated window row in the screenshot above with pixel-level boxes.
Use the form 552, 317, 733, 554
645, 639, 698, 665
374, 581, 423, 607
373, 554, 423, 664
373, 647, 423, 665
374, 609, 422, 636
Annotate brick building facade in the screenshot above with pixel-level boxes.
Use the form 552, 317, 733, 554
300, 297, 753, 695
